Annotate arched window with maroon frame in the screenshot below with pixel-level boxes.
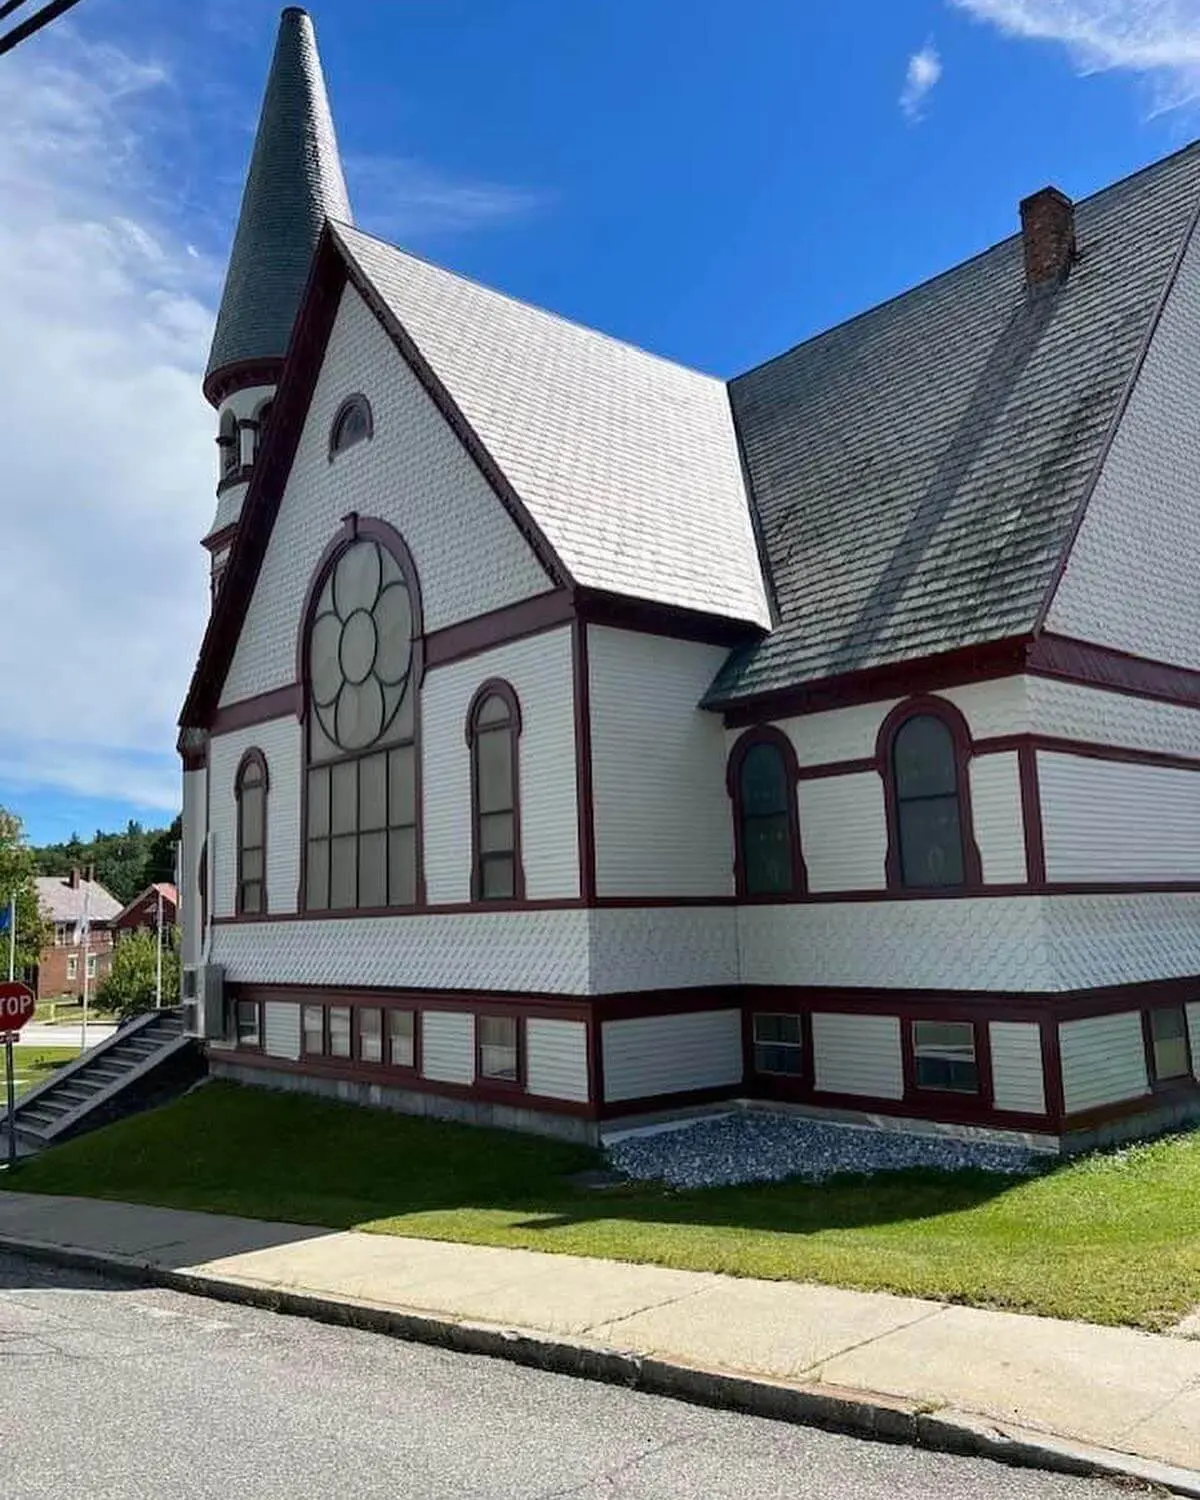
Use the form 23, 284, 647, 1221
300, 515, 424, 913
235, 748, 269, 915
466, 679, 524, 902
877, 697, 981, 890
727, 727, 806, 898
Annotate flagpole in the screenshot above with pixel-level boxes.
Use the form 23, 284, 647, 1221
6, 893, 14, 984
80, 879, 90, 1052
155, 889, 163, 1008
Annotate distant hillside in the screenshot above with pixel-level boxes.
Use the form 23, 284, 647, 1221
32, 817, 181, 906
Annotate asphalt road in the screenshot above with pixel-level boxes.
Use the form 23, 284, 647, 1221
0, 1252, 1141, 1500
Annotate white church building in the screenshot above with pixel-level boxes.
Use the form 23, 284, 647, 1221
180, 7, 1200, 1148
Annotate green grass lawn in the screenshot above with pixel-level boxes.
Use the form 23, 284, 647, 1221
10, 1047, 80, 1099
7, 1081, 1199, 1330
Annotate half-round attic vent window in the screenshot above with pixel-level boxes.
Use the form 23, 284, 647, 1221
330, 395, 373, 459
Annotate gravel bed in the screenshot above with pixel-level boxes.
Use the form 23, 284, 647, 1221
605, 1111, 1041, 1189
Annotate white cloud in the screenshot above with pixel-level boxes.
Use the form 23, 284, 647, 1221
0, 31, 215, 816
344, 155, 542, 242
951, 1, 1200, 109
901, 43, 944, 119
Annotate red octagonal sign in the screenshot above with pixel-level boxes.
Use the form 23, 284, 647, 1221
0, 982, 35, 1032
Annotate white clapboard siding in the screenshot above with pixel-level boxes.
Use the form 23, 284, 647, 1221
989, 1021, 1046, 1114
799, 773, 887, 892
812, 1013, 904, 1099
207, 717, 303, 918
180, 767, 207, 968
421, 1011, 475, 1085
1040, 752, 1200, 883
423, 627, 577, 903
970, 752, 1027, 886
221, 285, 549, 705
590, 627, 733, 897
526, 1019, 590, 1102
1059, 1012, 1149, 1115
1188, 1003, 1200, 1081
602, 1010, 742, 1103
263, 1001, 301, 1062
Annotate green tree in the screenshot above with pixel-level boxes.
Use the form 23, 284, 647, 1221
0, 807, 49, 976
96, 930, 180, 1023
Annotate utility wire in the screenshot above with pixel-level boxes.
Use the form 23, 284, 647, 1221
0, 0, 87, 58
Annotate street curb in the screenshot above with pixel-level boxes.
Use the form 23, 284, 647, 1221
2, 1230, 1196, 1496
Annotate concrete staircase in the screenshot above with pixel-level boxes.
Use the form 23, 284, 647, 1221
5, 1009, 202, 1151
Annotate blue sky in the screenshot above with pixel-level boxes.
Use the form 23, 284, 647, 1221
2, 0, 1198, 846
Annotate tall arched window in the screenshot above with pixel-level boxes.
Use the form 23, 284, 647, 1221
879, 699, 980, 890
303, 519, 422, 911
466, 681, 523, 902
252, 399, 274, 462
217, 409, 239, 479
727, 728, 805, 898
235, 749, 268, 915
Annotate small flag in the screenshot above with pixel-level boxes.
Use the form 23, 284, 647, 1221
0, 905, 10, 936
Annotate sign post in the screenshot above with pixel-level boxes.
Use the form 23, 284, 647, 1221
0, 981, 36, 1172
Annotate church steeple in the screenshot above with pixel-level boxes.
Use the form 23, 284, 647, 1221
203, 8, 351, 601
205, 7, 351, 404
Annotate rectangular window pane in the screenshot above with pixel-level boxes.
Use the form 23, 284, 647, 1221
306, 838, 330, 910
359, 830, 387, 909
479, 1015, 518, 1081
898, 798, 965, 888
479, 811, 514, 855
236, 1001, 260, 1047
330, 835, 357, 910
477, 730, 513, 815
240, 847, 264, 884
1151, 1007, 1190, 1081
744, 813, 793, 895
308, 767, 331, 838
752, 1013, 803, 1075
329, 1006, 352, 1059
241, 787, 264, 849
913, 1020, 978, 1093
360, 752, 387, 832
389, 1010, 415, 1068
240, 880, 263, 915
389, 827, 416, 907
389, 746, 415, 827
303, 1004, 324, 1055
359, 1007, 382, 1064
331, 760, 357, 836
481, 855, 515, 901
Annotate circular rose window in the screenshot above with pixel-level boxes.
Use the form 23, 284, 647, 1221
309, 540, 414, 752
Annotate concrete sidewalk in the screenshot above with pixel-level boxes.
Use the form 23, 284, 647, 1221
0, 1190, 1196, 1494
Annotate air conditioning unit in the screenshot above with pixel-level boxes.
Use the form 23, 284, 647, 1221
182, 964, 227, 1040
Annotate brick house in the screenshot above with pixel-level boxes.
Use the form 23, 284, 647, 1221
178, 9, 1200, 1150
113, 883, 178, 945
34, 870, 122, 1001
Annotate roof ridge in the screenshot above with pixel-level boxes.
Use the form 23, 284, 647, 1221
733, 138, 1200, 387
332, 220, 728, 389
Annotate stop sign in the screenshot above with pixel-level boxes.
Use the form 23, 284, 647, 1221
0, 982, 35, 1031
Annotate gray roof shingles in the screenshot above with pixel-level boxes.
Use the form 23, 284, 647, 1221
35, 877, 123, 926
205, 8, 351, 384
709, 143, 1200, 703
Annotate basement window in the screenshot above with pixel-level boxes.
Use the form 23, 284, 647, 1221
359, 1007, 383, 1065
1149, 1006, 1191, 1083
329, 1006, 352, 1060
302, 1004, 324, 1056
752, 1014, 803, 1076
912, 1020, 979, 1094
478, 1015, 519, 1085
235, 1000, 260, 1049
388, 1009, 415, 1069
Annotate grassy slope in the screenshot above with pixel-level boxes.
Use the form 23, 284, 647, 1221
9, 1081, 1200, 1329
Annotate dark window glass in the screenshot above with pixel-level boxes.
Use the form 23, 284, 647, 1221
331, 397, 372, 455
303, 1004, 324, 1055
236, 755, 268, 916
235, 1001, 260, 1048
358, 831, 387, 908
738, 743, 795, 896
913, 1020, 979, 1093
389, 1010, 415, 1068
470, 691, 520, 902
479, 1016, 519, 1082
359, 1008, 383, 1064
1150, 1006, 1190, 1081
330, 836, 357, 910
753, 1013, 803, 1076
892, 716, 966, 889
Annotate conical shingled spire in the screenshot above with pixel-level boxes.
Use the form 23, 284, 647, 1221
204, 7, 351, 401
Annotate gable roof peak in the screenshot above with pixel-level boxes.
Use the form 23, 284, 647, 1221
204, 7, 351, 404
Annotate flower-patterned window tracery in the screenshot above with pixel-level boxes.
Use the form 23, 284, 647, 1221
304, 532, 421, 910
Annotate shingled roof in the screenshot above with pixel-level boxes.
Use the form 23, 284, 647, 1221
334, 224, 771, 627
204, 7, 351, 395
708, 141, 1200, 704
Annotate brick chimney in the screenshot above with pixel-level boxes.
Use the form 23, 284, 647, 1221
68, 867, 80, 889
1020, 186, 1076, 290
